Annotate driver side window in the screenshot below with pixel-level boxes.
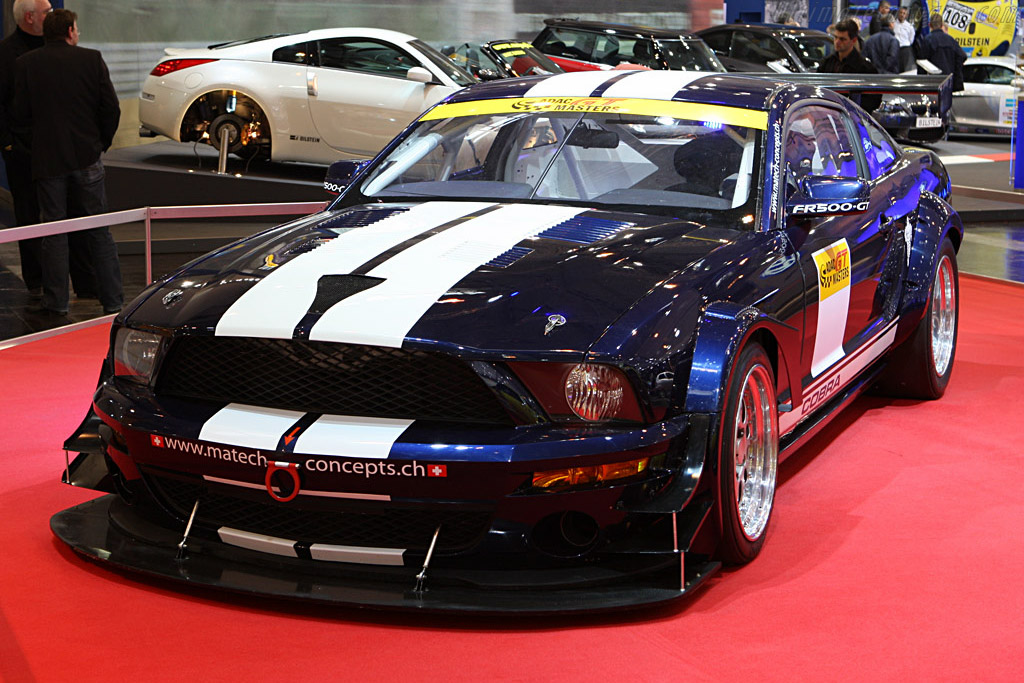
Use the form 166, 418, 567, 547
318, 38, 417, 78
784, 106, 859, 182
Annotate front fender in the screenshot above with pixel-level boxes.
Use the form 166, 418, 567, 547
683, 301, 793, 415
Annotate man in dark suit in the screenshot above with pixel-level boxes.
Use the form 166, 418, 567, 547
0, 0, 49, 296
919, 13, 966, 92
13, 8, 122, 316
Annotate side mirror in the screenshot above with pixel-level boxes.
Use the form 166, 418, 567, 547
475, 67, 502, 81
786, 175, 870, 218
406, 66, 436, 84
324, 159, 371, 195
1011, 76, 1024, 90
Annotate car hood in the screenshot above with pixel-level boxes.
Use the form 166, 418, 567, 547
130, 201, 740, 358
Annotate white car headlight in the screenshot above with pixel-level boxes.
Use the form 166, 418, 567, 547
113, 328, 164, 383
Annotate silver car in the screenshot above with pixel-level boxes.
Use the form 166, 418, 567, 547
951, 56, 1024, 136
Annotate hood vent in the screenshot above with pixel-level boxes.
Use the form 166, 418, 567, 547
538, 216, 635, 245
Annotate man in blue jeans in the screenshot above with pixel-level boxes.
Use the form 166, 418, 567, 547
13, 8, 122, 316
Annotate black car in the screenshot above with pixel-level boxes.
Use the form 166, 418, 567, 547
533, 18, 725, 72
696, 24, 834, 73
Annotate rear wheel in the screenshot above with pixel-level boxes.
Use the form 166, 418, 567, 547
718, 342, 778, 565
877, 238, 959, 399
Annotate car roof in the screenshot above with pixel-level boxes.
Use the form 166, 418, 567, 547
964, 55, 1019, 66
441, 70, 783, 112
698, 24, 831, 40
541, 17, 700, 40
194, 27, 421, 55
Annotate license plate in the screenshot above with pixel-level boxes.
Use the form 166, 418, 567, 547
916, 116, 942, 128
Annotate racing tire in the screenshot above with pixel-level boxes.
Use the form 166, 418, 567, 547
718, 341, 778, 566
877, 238, 959, 399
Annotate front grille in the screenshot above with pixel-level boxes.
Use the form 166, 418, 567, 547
157, 336, 512, 424
146, 472, 492, 552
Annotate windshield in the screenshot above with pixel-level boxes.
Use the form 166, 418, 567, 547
781, 35, 834, 71
353, 100, 763, 218
409, 39, 476, 86
489, 42, 563, 76
659, 39, 727, 72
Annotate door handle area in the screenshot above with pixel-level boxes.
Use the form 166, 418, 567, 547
306, 73, 318, 97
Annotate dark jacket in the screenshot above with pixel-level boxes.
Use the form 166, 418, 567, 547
919, 30, 966, 91
817, 49, 879, 75
0, 27, 43, 151
863, 27, 900, 73
13, 40, 120, 179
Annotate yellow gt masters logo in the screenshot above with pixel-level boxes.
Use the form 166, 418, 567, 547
421, 97, 769, 130
813, 239, 851, 301
509, 97, 628, 113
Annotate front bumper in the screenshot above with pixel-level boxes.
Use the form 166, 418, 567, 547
52, 493, 720, 613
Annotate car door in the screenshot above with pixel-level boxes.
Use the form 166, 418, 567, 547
781, 104, 907, 418
306, 37, 455, 157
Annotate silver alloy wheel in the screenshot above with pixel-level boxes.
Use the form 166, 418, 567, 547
732, 362, 778, 541
930, 254, 956, 377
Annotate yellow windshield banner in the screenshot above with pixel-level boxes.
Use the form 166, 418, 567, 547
420, 97, 768, 130
490, 41, 533, 51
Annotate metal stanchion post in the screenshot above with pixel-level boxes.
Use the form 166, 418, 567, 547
216, 128, 230, 175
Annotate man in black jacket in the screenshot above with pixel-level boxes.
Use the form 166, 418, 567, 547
0, 0, 49, 296
919, 13, 966, 92
819, 19, 878, 74
864, 14, 900, 73
13, 8, 122, 316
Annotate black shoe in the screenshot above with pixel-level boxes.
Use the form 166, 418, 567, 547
26, 287, 42, 299
26, 304, 69, 317
103, 307, 122, 315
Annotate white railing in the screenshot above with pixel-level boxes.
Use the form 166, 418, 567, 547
0, 200, 329, 348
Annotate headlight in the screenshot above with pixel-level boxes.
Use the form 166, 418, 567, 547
565, 363, 624, 421
508, 361, 644, 423
113, 328, 164, 383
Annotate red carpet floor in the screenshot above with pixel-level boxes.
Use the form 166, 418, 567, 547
1, 274, 1022, 682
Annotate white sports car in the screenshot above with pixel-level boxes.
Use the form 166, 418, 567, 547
951, 56, 1024, 136
139, 28, 476, 164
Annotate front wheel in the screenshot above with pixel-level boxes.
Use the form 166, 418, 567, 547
877, 238, 959, 399
718, 342, 778, 565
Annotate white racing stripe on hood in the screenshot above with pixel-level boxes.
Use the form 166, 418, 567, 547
600, 70, 711, 99
524, 70, 627, 96
215, 202, 495, 339
198, 403, 305, 449
309, 204, 583, 347
292, 415, 413, 459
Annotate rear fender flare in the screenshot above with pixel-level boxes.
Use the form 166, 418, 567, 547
897, 191, 963, 341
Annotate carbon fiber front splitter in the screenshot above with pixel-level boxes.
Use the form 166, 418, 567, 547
51, 495, 720, 614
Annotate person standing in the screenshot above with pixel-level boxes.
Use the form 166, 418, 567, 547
919, 13, 967, 91
863, 14, 900, 73
13, 8, 122, 316
0, 0, 48, 296
869, 1, 892, 35
894, 6, 917, 72
819, 19, 878, 74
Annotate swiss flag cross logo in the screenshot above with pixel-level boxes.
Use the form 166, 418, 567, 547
150, 434, 164, 448
427, 464, 447, 478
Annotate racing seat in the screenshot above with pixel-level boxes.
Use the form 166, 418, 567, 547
669, 134, 744, 197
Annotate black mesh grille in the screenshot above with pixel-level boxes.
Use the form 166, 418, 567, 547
156, 336, 512, 424
145, 472, 491, 552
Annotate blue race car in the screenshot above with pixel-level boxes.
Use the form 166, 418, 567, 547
55, 70, 962, 613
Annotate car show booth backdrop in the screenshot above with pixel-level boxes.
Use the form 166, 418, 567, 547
1, 273, 1021, 681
